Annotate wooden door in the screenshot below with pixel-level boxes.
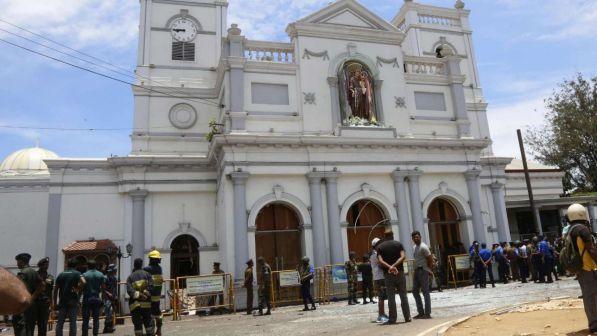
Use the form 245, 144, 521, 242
346, 200, 387, 260
255, 203, 302, 271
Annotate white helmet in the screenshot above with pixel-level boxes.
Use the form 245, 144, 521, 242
567, 203, 589, 223
371, 238, 381, 247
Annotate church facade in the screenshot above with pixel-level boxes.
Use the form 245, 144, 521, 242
0, 0, 515, 283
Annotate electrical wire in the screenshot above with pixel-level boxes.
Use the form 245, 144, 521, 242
0, 37, 221, 108
0, 17, 214, 103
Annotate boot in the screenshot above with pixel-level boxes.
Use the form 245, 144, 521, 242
311, 304, 316, 310
302, 305, 310, 311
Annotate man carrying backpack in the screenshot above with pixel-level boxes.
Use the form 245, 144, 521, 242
562, 203, 597, 333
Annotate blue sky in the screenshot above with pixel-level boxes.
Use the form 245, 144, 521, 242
0, 0, 595, 161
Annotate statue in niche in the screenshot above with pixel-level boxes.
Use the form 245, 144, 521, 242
340, 62, 378, 126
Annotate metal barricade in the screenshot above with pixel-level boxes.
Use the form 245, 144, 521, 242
447, 254, 473, 289
314, 267, 330, 305
175, 273, 235, 316
271, 270, 302, 308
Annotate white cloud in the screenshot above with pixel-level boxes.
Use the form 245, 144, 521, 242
0, 0, 138, 48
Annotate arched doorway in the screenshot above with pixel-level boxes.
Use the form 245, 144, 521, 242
170, 234, 200, 279
427, 198, 462, 255
255, 203, 302, 271
346, 200, 387, 259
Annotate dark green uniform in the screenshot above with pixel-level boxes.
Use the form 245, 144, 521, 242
257, 263, 272, 315
143, 263, 163, 335
126, 269, 154, 336
31, 271, 54, 336
13, 266, 41, 336
345, 260, 358, 304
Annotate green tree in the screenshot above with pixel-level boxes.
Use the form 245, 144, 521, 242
526, 74, 597, 193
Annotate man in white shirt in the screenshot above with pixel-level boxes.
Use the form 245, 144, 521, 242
412, 231, 433, 319
370, 238, 388, 323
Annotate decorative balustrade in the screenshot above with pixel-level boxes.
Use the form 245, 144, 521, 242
404, 58, 446, 76
396, 20, 407, 32
418, 14, 460, 27
244, 40, 295, 63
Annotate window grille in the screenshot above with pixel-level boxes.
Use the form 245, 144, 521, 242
172, 42, 195, 61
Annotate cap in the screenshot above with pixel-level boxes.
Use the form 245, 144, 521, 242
106, 264, 117, 273
246, 259, 253, 265
213, 262, 221, 266
15, 253, 32, 263
371, 238, 381, 247
302, 256, 310, 263
37, 257, 49, 267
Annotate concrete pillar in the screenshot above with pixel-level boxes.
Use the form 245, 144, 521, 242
464, 170, 486, 243
324, 171, 343, 264
307, 172, 328, 266
374, 79, 385, 124
45, 193, 62, 275
327, 77, 341, 129
227, 24, 246, 131
533, 206, 543, 235
391, 170, 412, 256
130, 189, 149, 263
231, 171, 250, 280
490, 182, 511, 243
407, 170, 426, 243
587, 203, 596, 233
444, 55, 471, 138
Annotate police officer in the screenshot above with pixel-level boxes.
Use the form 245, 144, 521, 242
345, 252, 359, 305
32, 257, 54, 336
13, 252, 41, 336
144, 250, 164, 336
102, 264, 118, 334
255, 257, 272, 316
297, 257, 316, 311
126, 258, 154, 336
244, 259, 254, 315
211, 262, 226, 313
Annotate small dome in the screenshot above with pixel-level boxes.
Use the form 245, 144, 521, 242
0, 147, 59, 175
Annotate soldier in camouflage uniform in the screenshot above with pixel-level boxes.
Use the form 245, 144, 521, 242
345, 251, 360, 305
126, 258, 154, 336
13, 253, 41, 336
33, 257, 54, 336
255, 257, 271, 316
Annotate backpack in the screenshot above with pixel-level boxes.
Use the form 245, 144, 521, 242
559, 224, 586, 273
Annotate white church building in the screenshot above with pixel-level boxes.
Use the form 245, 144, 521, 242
2, 0, 527, 283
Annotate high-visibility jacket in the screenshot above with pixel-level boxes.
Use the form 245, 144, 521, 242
126, 269, 153, 311
143, 264, 163, 303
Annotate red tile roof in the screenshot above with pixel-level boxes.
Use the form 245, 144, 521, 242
62, 239, 117, 252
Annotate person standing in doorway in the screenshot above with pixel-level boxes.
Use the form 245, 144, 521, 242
412, 231, 433, 319
244, 259, 254, 315
297, 257, 316, 311
126, 258, 154, 336
82, 260, 106, 336
376, 232, 411, 325
32, 258, 53, 336
53, 258, 86, 336
102, 265, 118, 334
370, 238, 388, 323
345, 252, 359, 305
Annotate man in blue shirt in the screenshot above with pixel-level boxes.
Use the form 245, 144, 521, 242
477, 243, 495, 288
538, 236, 554, 283
82, 260, 106, 336
495, 243, 509, 284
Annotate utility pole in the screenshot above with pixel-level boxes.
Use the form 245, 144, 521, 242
517, 129, 542, 235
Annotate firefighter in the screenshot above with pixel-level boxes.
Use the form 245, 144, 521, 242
126, 258, 154, 336
144, 250, 164, 336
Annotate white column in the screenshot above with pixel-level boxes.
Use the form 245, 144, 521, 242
490, 182, 511, 243
324, 171, 343, 264
307, 172, 328, 266
130, 189, 149, 264
464, 170, 486, 243
231, 171, 250, 280
533, 206, 543, 235
407, 170, 426, 243
587, 203, 597, 233
392, 170, 412, 256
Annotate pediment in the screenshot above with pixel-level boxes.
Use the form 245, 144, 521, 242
297, 0, 398, 32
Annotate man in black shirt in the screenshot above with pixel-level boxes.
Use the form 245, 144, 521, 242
376, 233, 411, 325
358, 255, 374, 304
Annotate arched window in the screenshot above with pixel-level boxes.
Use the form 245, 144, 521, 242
338, 61, 378, 126
170, 234, 200, 279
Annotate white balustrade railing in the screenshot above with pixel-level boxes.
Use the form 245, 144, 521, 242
404, 59, 446, 76
418, 14, 460, 27
244, 41, 294, 63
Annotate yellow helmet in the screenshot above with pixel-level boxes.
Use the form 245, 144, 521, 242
148, 250, 161, 259
567, 203, 589, 223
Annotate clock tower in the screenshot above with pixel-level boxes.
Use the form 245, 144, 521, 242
131, 0, 227, 156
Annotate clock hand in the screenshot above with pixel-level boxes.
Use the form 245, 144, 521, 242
173, 29, 186, 33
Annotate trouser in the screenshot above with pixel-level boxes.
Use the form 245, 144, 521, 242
150, 301, 162, 335
518, 258, 529, 282
246, 287, 253, 313
258, 288, 271, 313
475, 262, 495, 287
578, 270, 597, 332
497, 259, 509, 283
412, 268, 431, 316
361, 277, 374, 301
11, 313, 29, 336
103, 299, 114, 332
56, 303, 78, 336
541, 257, 553, 282
300, 282, 315, 308
82, 298, 101, 336
510, 258, 520, 281
384, 272, 410, 323
347, 277, 358, 303
30, 301, 50, 336
531, 255, 542, 281
131, 307, 154, 336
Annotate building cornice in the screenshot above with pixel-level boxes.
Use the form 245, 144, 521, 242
286, 23, 405, 45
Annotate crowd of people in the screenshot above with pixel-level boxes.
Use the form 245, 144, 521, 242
1, 203, 595, 334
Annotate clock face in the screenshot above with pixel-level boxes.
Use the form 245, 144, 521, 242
170, 18, 198, 42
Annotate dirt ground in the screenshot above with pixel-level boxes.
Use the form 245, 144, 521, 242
446, 298, 591, 336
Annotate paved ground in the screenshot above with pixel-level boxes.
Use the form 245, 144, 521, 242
0, 278, 584, 336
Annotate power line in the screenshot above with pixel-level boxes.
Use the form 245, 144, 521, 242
0, 124, 204, 132
0, 37, 221, 108
0, 17, 201, 98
